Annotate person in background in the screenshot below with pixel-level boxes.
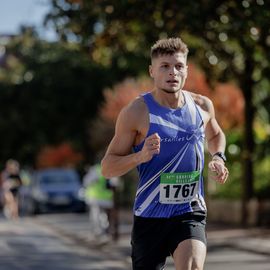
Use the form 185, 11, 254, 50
83, 163, 119, 242
1, 159, 22, 220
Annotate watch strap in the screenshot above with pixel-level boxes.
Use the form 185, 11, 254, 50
212, 152, 226, 162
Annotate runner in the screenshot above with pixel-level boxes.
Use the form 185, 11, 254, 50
1, 159, 22, 220
101, 37, 229, 270
83, 163, 119, 242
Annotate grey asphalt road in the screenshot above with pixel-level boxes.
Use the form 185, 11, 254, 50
0, 215, 128, 270
1, 213, 270, 270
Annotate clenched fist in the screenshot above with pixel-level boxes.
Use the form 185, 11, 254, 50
140, 133, 161, 163
208, 159, 229, 184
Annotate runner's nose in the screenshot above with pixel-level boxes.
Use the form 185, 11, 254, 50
169, 67, 178, 76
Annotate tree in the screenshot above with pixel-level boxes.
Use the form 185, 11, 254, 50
0, 28, 112, 165
46, 0, 270, 224
36, 142, 82, 168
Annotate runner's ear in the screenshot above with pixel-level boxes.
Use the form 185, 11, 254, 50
149, 65, 154, 78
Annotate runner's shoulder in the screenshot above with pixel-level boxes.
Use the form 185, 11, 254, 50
121, 96, 147, 116
189, 91, 214, 115
118, 96, 147, 124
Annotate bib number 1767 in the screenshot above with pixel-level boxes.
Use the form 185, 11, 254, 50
159, 171, 200, 204
163, 183, 197, 198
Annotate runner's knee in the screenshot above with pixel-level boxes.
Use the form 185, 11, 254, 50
191, 257, 203, 270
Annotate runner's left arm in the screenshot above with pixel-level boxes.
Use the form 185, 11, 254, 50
193, 94, 228, 184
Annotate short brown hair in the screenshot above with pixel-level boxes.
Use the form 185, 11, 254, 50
150, 37, 189, 59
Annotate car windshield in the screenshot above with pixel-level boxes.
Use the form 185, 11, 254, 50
40, 175, 76, 185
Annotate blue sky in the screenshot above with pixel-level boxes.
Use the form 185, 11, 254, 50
0, 0, 57, 40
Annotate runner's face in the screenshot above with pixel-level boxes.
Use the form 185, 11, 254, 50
7, 163, 19, 173
149, 52, 188, 94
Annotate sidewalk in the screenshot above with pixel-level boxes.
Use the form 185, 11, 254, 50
207, 223, 270, 256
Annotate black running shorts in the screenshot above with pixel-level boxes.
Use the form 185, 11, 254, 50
131, 211, 207, 270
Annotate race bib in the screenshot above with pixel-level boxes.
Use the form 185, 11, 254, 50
159, 171, 200, 204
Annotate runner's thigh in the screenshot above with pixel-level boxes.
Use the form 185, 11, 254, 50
172, 238, 206, 270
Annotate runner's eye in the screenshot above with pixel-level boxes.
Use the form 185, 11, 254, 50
176, 65, 184, 71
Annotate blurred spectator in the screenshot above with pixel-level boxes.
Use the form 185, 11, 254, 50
1, 159, 22, 220
83, 163, 119, 242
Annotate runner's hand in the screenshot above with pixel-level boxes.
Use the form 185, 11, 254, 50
208, 159, 229, 184
140, 133, 160, 163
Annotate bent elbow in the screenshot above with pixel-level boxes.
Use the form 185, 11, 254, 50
101, 158, 111, 178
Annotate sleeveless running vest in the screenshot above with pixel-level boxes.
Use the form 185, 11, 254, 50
133, 91, 207, 218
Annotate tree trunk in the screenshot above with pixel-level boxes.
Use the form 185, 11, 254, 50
241, 59, 255, 226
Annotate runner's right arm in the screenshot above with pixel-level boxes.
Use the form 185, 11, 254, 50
101, 101, 160, 178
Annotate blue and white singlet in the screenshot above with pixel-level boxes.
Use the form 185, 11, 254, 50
133, 91, 207, 218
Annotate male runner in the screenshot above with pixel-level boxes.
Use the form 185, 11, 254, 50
101, 37, 229, 270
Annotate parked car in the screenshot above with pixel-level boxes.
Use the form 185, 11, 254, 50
21, 168, 85, 215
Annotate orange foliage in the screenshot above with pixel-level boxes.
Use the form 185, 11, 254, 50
101, 78, 152, 123
211, 83, 244, 129
36, 143, 83, 169
100, 63, 244, 130
185, 63, 211, 97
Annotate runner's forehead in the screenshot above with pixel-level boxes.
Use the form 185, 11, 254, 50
152, 53, 187, 65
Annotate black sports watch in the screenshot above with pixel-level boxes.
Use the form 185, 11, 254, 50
212, 152, 226, 162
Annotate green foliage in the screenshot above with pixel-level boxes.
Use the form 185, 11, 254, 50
0, 30, 115, 165
207, 129, 270, 200
212, 155, 270, 200
46, 1, 270, 82
254, 157, 270, 199
46, 0, 270, 145
208, 160, 243, 199
44, 0, 270, 202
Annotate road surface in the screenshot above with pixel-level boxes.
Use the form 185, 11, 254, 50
0, 213, 270, 270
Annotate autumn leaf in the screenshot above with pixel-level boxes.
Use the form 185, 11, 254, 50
36, 142, 83, 169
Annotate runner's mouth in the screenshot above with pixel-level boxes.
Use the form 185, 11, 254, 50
167, 80, 179, 84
